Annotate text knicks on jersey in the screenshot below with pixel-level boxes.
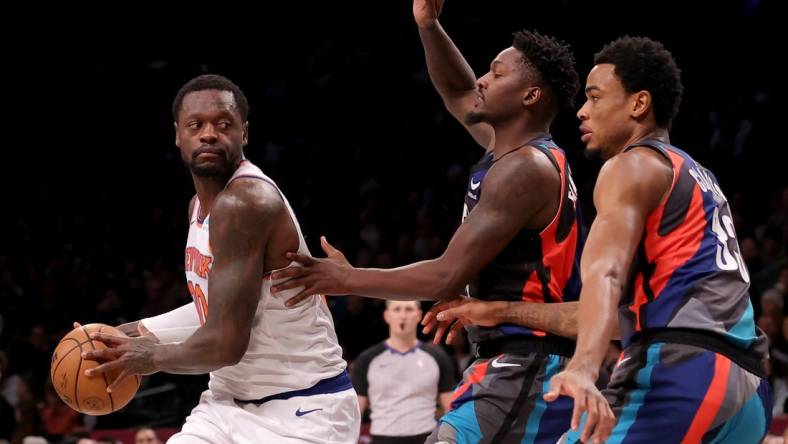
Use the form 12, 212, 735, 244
185, 246, 213, 279
185, 246, 212, 324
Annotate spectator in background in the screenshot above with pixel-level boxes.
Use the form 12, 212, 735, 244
39, 383, 84, 441
134, 428, 160, 444
11, 375, 44, 444
770, 317, 788, 418
352, 301, 456, 444
0, 352, 14, 441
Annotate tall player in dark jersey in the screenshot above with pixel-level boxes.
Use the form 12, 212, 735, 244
270, 1, 583, 442
533, 37, 771, 444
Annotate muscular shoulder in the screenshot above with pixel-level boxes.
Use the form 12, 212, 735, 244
212, 178, 286, 231
484, 146, 560, 201
595, 147, 673, 212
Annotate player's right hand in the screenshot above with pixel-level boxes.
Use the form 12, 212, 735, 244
413, 0, 444, 28
270, 236, 352, 306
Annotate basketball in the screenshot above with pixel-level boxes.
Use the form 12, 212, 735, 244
50, 323, 141, 415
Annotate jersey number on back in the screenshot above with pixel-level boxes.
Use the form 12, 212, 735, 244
711, 207, 750, 283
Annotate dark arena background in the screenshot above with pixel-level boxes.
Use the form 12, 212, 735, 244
1, 1, 785, 442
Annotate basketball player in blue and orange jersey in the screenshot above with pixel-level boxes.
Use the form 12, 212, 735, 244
81, 74, 360, 443
539, 37, 771, 443
271, 1, 583, 442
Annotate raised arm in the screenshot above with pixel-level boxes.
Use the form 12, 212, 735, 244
414, 0, 494, 149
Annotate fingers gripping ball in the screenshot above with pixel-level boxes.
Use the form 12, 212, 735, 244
50, 323, 141, 415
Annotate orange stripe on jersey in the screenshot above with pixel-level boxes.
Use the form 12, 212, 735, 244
680, 354, 731, 444
629, 153, 705, 331
539, 223, 578, 303
647, 185, 705, 294
521, 277, 545, 303
451, 358, 490, 404
519, 148, 578, 305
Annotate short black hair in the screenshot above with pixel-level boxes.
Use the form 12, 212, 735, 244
172, 74, 249, 121
594, 36, 683, 127
512, 30, 580, 110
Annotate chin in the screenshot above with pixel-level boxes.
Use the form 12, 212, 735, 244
190, 162, 231, 178
464, 110, 485, 125
583, 145, 604, 161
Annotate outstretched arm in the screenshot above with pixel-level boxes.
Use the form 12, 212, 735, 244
422, 298, 622, 344
422, 299, 580, 344
272, 149, 559, 304
414, 0, 493, 149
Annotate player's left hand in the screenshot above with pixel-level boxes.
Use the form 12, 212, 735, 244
421, 297, 466, 345
422, 298, 508, 345
270, 236, 352, 306
82, 323, 160, 392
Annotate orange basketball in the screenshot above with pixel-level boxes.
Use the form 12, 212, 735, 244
50, 323, 141, 415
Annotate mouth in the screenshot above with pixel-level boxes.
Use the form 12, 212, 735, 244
579, 126, 592, 144
194, 146, 225, 159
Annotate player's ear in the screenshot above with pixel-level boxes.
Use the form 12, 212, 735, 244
523, 86, 542, 107
631, 90, 651, 120
174, 122, 181, 147
242, 121, 249, 147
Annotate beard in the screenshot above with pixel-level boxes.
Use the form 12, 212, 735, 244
186, 147, 236, 178
189, 161, 231, 177
464, 110, 485, 125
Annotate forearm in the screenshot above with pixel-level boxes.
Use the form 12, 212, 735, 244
140, 303, 201, 343
500, 301, 579, 339
347, 259, 460, 301
418, 22, 477, 99
566, 275, 621, 378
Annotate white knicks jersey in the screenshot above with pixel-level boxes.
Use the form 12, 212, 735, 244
184, 160, 346, 400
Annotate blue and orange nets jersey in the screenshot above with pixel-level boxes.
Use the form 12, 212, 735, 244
620, 139, 768, 359
463, 134, 584, 345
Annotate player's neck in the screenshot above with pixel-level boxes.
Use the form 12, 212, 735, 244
615, 126, 671, 156
386, 336, 418, 353
491, 121, 550, 159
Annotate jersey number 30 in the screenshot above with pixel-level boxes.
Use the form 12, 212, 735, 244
187, 281, 209, 325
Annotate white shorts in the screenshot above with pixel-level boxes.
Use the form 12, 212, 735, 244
167, 387, 361, 444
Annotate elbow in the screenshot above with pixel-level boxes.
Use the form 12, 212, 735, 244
215, 329, 249, 366
602, 269, 625, 293
592, 263, 625, 293
219, 343, 246, 367
433, 265, 465, 301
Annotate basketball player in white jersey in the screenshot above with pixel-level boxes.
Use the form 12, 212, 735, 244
81, 74, 360, 444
